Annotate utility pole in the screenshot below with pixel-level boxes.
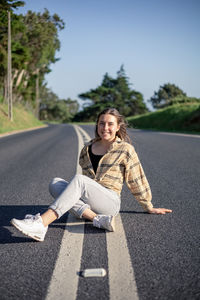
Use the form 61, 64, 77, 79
35, 68, 40, 119
7, 10, 13, 121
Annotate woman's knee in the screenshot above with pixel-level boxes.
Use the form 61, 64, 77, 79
73, 174, 90, 184
49, 177, 67, 197
72, 174, 90, 188
73, 174, 84, 181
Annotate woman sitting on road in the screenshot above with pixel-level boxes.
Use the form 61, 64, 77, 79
11, 107, 172, 241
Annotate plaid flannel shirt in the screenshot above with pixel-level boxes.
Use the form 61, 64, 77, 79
79, 137, 153, 211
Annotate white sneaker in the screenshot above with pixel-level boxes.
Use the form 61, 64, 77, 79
93, 215, 115, 232
11, 213, 48, 242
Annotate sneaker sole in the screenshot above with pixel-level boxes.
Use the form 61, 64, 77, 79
110, 216, 115, 232
11, 219, 44, 242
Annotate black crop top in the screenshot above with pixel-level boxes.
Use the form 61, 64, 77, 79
88, 144, 103, 174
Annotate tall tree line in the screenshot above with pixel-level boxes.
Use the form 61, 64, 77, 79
1, 1, 197, 123
0, 0, 65, 116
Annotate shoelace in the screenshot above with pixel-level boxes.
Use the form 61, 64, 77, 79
24, 213, 40, 223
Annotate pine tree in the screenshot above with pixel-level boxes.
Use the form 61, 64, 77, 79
74, 66, 148, 121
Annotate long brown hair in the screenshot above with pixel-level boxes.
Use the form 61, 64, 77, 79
95, 108, 131, 143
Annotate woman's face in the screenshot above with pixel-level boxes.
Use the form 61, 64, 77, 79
97, 114, 120, 142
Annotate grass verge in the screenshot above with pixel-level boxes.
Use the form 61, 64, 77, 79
127, 104, 200, 134
0, 103, 45, 134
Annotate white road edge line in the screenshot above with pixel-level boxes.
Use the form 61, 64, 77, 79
45, 125, 87, 300
76, 125, 91, 142
156, 131, 200, 138
131, 129, 200, 138
106, 215, 139, 300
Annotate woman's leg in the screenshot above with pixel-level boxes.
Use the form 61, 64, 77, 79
46, 174, 120, 232
11, 175, 120, 241
41, 209, 58, 227
48, 177, 97, 222
41, 207, 97, 227
48, 174, 120, 220
40, 177, 101, 226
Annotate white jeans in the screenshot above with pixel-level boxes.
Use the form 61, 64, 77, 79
49, 174, 121, 218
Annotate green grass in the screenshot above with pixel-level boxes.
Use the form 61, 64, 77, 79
1, 103, 200, 136
0, 103, 45, 134
127, 104, 200, 134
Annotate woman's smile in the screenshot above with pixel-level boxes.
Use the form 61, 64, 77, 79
97, 114, 120, 143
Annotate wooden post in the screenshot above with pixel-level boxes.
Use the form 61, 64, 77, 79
7, 10, 13, 121
35, 68, 40, 119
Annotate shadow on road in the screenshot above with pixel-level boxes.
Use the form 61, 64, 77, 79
120, 210, 148, 214
0, 206, 148, 243
0, 205, 68, 244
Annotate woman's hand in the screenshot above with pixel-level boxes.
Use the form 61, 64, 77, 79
148, 208, 172, 215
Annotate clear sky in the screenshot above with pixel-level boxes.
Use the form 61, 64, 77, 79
16, 0, 200, 110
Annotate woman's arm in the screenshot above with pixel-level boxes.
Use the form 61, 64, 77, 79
124, 147, 153, 211
147, 208, 172, 214
124, 145, 172, 214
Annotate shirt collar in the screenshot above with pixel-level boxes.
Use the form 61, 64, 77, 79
86, 136, 122, 150
107, 136, 122, 151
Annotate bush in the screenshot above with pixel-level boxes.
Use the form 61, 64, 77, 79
169, 96, 200, 106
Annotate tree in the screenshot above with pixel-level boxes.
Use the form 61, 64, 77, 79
75, 65, 148, 121
0, 0, 25, 120
22, 9, 65, 117
0, 0, 24, 10
0, 6, 65, 118
0, 12, 29, 101
115, 65, 147, 116
149, 83, 186, 109
39, 86, 79, 122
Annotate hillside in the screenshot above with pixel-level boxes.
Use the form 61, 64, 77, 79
127, 104, 200, 134
0, 103, 45, 134
1, 103, 200, 136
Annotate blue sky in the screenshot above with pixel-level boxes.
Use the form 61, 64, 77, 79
17, 0, 200, 110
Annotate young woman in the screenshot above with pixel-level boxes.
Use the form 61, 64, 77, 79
11, 108, 172, 241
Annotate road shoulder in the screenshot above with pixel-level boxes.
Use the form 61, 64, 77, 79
0, 125, 48, 139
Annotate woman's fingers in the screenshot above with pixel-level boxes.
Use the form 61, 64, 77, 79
148, 208, 172, 214
164, 209, 173, 213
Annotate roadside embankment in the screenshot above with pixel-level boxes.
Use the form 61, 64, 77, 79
0, 103, 46, 135
127, 104, 200, 134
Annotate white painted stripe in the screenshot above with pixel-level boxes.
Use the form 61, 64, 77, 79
73, 125, 87, 173
131, 128, 200, 138
45, 125, 87, 300
46, 125, 139, 300
78, 124, 139, 299
76, 125, 92, 142
45, 215, 85, 300
156, 131, 200, 138
106, 215, 139, 300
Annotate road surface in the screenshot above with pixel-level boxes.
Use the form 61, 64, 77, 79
0, 124, 199, 300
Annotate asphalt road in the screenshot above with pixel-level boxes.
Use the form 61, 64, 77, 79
0, 124, 199, 300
